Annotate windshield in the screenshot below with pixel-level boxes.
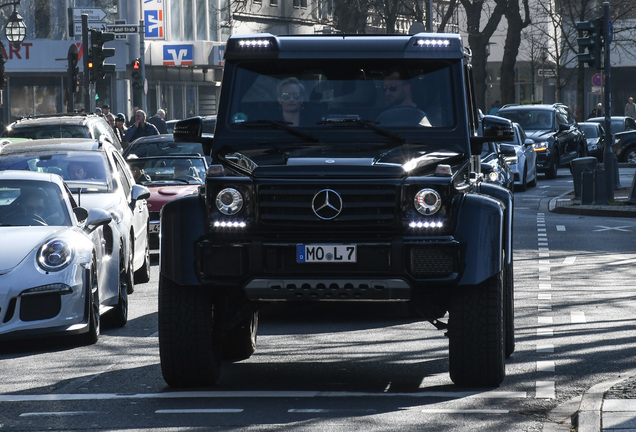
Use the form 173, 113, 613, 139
580, 124, 599, 137
128, 157, 207, 185
499, 110, 553, 131
0, 180, 72, 226
227, 59, 457, 131
0, 152, 111, 192
5, 125, 91, 140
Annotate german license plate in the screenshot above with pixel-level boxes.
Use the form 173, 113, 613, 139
149, 222, 160, 234
297, 244, 357, 263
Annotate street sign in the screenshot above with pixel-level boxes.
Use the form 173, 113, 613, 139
592, 86, 602, 94
592, 73, 604, 87
72, 8, 106, 22
74, 22, 106, 35
538, 69, 556, 78
107, 24, 139, 34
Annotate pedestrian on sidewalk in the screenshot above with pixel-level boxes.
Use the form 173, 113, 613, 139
125, 109, 159, 143
625, 97, 636, 119
589, 103, 602, 118
147, 109, 168, 134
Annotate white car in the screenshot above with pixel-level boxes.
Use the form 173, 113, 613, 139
0, 170, 122, 343
499, 122, 538, 191
0, 138, 151, 293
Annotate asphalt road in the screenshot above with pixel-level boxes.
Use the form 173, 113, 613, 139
1, 168, 635, 431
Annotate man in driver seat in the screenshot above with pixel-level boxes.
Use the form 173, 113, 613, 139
2, 188, 47, 226
377, 67, 432, 127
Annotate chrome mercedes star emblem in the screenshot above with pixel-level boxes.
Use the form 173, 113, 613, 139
312, 189, 343, 220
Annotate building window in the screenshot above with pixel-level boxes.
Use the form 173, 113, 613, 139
271, 0, 278, 5
293, 0, 307, 7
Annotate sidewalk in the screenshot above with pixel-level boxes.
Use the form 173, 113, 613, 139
544, 166, 636, 432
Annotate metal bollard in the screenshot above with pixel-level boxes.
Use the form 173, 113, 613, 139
581, 168, 594, 205
594, 168, 609, 205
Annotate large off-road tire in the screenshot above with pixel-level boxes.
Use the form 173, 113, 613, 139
544, 152, 559, 179
134, 234, 151, 284
80, 259, 100, 345
449, 272, 505, 387
223, 310, 259, 361
159, 274, 222, 387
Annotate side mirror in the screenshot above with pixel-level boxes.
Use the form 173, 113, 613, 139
73, 206, 89, 223
173, 116, 214, 157
499, 145, 516, 157
558, 123, 569, 132
84, 208, 112, 233
132, 184, 151, 202
524, 138, 535, 147
470, 115, 515, 154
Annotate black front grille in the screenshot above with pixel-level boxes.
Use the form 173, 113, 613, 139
408, 245, 457, 277
258, 183, 398, 228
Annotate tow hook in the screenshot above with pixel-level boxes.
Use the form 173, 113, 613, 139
429, 319, 448, 334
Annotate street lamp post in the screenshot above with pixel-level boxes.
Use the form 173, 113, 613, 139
541, 46, 547, 103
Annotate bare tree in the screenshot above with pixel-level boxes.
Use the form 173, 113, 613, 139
500, 0, 531, 105
459, 0, 509, 111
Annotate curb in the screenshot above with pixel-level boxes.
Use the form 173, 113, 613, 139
548, 195, 636, 218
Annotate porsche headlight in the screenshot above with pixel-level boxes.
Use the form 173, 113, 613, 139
216, 188, 244, 215
38, 240, 73, 272
414, 188, 442, 215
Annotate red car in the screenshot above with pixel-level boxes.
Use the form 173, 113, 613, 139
127, 155, 208, 248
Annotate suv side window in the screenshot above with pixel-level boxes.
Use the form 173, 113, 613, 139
112, 150, 132, 198
555, 108, 569, 127
626, 117, 636, 131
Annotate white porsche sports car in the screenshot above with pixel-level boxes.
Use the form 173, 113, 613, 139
0, 170, 126, 344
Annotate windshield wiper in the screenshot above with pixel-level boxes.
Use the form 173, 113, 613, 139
233, 120, 318, 143
318, 116, 405, 144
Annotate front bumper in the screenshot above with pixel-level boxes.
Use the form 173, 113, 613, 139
196, 237, 461, 301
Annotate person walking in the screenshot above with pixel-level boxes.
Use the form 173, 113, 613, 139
124, 109, 159, 143
625, 97, 636, 119
589, 102, 602, 118
147, 109, 168, 134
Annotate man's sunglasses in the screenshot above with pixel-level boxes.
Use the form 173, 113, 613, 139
280, 92, 302, 101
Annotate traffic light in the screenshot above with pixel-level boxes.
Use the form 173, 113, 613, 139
89, 30, 116, 83
67, 44, 80, 93
131, 58, 143, 106
576, 19, 603, 69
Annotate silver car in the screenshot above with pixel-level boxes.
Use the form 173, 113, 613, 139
0, 170, 121, 344
0, 138, 151, 293
499, 122, 538, 191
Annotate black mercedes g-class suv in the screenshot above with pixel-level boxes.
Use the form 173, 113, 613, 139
158, 33, 515, 388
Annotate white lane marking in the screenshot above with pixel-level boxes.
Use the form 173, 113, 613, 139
536, 344, 554, 353
0, 390, 528, 402
537, 328, 554, 337
594, 225, 632, 232
538, 316, 553, 324
419, 409, 509, 414
20, 411, 99, 417
537, 361, 556, 372
289, 408, 376, 413
538, 294, 552, 300
539, 283, 552, 290
537, 228, 547, 232
563, 257, 576, 265
571, 311, 587, 323
156, 408, 244, 414
556, 225, 566, 231
536, 381, 556, 399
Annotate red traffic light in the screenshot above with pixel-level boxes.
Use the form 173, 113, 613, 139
132, 59, 140, 69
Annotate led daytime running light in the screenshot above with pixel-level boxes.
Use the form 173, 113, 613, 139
416, 39, 451, 48
213, 220, 247, 229
409, 221, 444, 229
238, 39, 271, 48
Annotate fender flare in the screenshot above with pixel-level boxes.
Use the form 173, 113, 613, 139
160, 194, 207, 286
454, 191, 506, 286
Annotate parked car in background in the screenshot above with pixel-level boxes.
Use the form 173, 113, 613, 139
496, 103, 586, 178
166, 115, 216, 136
0, 170, 124, 344
123, 134, 211, 164
0, 138, 151, 289
1, 113, 122, 150
127, 155, 208, 248
498, 122, 538, 191
586, 116, 636, 163
480, 141, 514, 191
578, 122, 606, 161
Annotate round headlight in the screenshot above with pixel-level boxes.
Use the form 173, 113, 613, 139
414, 188, 442, 215
216, 188, 243, 215
38, 239, 73, 272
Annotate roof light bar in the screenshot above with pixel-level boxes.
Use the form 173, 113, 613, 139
414, 39, 452, 48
